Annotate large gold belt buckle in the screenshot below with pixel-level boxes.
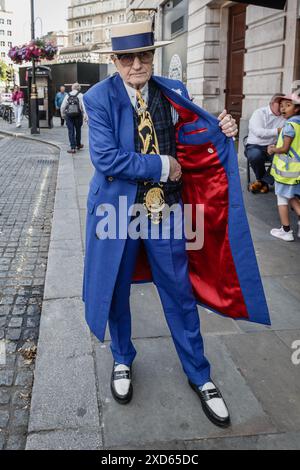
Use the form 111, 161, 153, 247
143, 187, 165, 224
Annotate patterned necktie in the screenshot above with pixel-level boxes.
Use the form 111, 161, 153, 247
136, 90, 160, 155
135, 89, 165, 224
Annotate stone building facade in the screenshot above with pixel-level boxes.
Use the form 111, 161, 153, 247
128, 0, 300, 151
0, 0, 14, 66
61, 0, 128, 63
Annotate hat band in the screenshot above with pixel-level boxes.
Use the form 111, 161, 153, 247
112, 32, 154, 52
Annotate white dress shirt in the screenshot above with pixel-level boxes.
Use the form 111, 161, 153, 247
123, 81, 170, 182
247, 105, 286, 146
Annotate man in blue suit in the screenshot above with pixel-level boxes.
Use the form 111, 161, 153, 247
83, 20, 269, 428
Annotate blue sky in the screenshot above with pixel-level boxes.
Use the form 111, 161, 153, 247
6, 0, 69, 45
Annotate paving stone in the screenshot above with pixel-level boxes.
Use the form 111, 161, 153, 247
23, 329, 39, 341
94, 336, 274, 448
12, 390, 31, 408
0, 296, 14, 305
107, 440, 187, 451
0, 433, 4, 450
26, 305, 40, 316
8, 318, 23, 328
26, 429, 102, 450
28, 353, 100, 432
255, 241, 300, 277
12, 408, 29, 429
222, 331, 300, 432
275, 329, 300, 351
12, 306, 26, 316
185, 431, 300, 450
15, 297, 28, 306
6, 329, 22, 341
50, 209, 81, 242
6, 433, 27, 450
26, 317, 40, 328
0, 369, 14, 386
0, 410, 9, 427
15, 370, 34, 387
44, 251, 83, 300
0, 389, 10, 405
238, 277, 300, 332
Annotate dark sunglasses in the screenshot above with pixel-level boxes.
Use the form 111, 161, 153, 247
115, 50, 155, 66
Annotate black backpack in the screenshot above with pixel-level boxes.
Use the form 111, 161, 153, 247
65, 92, 81, 118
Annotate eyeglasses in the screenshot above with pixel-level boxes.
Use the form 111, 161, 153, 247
115, 50, 154, 67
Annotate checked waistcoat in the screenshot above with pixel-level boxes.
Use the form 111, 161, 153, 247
134, 79, 182, 205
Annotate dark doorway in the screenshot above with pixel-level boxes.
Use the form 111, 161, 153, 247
225, 3, 247, 126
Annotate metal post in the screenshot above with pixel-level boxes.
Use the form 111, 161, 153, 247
30, 0, 39, 134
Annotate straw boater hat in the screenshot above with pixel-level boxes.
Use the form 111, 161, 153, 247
97, 20, 174, 54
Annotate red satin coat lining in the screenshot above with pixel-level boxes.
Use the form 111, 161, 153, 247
132, 97, 249, 320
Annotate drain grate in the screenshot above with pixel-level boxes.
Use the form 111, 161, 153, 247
37, 159, 57, 165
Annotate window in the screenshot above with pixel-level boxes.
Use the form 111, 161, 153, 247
171, 16, 184, 36
0, 19, 4, 24
8, 41, 12, 47
7, 30, 12, 36
119, 14, 125, 22
1, 52, 5, 57
107, 16, 113, 24
88, 19, 92, 26
74, 33, 82, 45
84, 31, 93, 43
7, 19, 12, 25
173, 0, 183, 7
0, 41, 5, 46
0, 30, 4, 35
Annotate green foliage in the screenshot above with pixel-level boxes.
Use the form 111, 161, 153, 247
0, 60, 8, 81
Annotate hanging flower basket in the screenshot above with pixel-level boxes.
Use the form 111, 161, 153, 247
8, 39, 58, 65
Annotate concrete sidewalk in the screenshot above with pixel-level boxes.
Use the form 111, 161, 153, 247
1, 118, 300, 450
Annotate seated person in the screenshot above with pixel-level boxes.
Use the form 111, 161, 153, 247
246, 93, 286, 193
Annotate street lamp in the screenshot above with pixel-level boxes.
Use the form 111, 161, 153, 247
30, 0, 39, 134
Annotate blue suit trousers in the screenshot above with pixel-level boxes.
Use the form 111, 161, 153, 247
108, 204, 211, 387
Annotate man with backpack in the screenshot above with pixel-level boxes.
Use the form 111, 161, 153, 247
61, 82, 87, 154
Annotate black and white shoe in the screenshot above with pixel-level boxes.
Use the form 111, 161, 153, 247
110, 362, 133, 405
189, 380, 231, 428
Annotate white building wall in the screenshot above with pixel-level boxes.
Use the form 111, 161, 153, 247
187, 0, 222, 113
243, 5, 287, 119
0, 7, 13, 66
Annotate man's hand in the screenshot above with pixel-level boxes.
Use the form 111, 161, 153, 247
168, 156, 182, 182
218, 110, 238, 138
267, 144, 276, 155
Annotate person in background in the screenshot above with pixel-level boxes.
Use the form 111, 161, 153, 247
55, 85, 67, 126
268, 94, 300, 241
60, 82, 87, 154
12, 85, 24, 128
246, 93, 286, 194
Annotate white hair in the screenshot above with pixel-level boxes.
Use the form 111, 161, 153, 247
72, 82, 81, 91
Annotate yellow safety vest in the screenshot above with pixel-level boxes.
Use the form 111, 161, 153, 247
270, 118, 300, 185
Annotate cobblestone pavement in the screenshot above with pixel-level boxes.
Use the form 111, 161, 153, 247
0, 136, 59, 450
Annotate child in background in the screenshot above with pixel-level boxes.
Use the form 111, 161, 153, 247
268, 94, 300, 241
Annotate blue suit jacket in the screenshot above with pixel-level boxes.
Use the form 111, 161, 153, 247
82, 73, 270, 342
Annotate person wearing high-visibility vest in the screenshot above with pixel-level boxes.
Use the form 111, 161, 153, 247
267, 93, 300, 241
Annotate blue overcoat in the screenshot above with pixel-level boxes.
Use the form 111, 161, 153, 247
82, 73, 270, 342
